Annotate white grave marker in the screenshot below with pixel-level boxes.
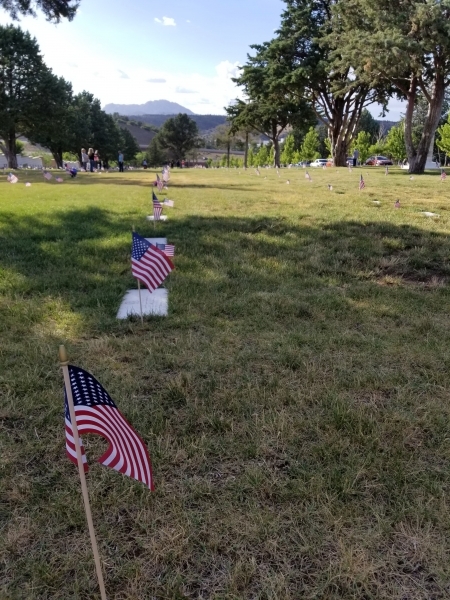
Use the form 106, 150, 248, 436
117, 288, 168, 319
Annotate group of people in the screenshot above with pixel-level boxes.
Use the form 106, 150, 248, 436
81, 148, 102, 172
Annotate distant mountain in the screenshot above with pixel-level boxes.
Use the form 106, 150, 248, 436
129, 114, 228, 132
104, 100, 194, 116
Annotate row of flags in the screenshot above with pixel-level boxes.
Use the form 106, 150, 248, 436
64, 168, 177, 494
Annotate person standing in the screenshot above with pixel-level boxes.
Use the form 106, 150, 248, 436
118, 150, 124, 172
94, 150, 101, 171
81, 148, 88, 171
353, 148, 359, 167
88, 147, 95, 172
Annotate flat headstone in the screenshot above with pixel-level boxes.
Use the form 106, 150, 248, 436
146, 215, 168, 222
117, 288, 168, 319
145, 237, 167, 245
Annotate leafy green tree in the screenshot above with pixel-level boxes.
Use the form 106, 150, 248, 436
14, 140, 25, 156
157, 113, 199, 161
2, 0, 79, 21
281, 133, 296, 165
299, 127, 320, 162
147, 137, 167, 167
120, 128, 140, 162
25, 74, 73, 167
264, 0, 386, 166
351, 131, 372, 164
385, 124, 406, 162
356, 109, 379, 143
331, 0, 450, 173
0, 25, 63, 168
247, 147, 255, 167
255, 144, 269, 166
436, 114, 450, 161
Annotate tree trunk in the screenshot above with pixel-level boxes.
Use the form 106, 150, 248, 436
406, 73, 445, 174
52, 149, 63, 169
1, 128, 18, 169
244, 131, 248, 169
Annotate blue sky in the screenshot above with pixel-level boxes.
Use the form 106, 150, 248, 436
0, 0, 403, 118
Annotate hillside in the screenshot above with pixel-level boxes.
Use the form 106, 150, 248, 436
130, 114, 228, 133
118, 122, 156, 148
104, 100, 194, 116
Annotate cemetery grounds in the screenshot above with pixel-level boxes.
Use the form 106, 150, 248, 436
1, 166, 450, 598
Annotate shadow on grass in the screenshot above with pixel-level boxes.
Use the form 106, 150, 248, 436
0, 207, 449, 331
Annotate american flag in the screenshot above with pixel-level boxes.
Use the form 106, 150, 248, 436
305, 171, 312, 181
156, 174, 164, 191
441, 170, 447, 181
359, 174, 365, 190
162, 169, 170, 183
131, 231, 174, 292
64, 364, 153, 489
152, 191, 163, 220
7, 173, 18, 184
255, 168, 260, 176
156, 243, 175, 257
43, 171, 52, 180
385, 166, 389, 176
163, 199, 174, 207
56, 178, 64, 183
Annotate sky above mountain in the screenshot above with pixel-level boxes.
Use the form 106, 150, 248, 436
0, 0, 404, 118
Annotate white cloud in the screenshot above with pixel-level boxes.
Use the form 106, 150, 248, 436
186, 19, 191, 23
155, 16, 176, 26
118, 69, 129, 79
147, 78, 166, 83
176, 86, 197, 94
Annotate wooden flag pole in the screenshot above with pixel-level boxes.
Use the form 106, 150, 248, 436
137, 280, 144, 324
59, 345, 107, 600
132, 226, 144, 324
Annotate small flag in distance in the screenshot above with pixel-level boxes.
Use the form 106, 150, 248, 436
395, 199, 400, 208
359, 174, 365, 190
43, 171, 52, 180
7, 173, 18, 184
152, 191, 163, 220
156, 243, 175, 257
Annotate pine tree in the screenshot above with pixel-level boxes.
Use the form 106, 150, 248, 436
300, 128, 320, 162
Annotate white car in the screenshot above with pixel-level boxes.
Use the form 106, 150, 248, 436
311, 158, 328, 168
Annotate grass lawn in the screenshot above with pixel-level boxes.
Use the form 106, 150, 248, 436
1, 165, 450, 599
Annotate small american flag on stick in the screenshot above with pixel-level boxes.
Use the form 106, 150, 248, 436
132, 231, 174, 292
156, 243, 175, 257
7, 173, 18, 184
156, 174, 164, 191
441, 170, 447, 181
64, 364, 153, 489
43, 171, 52, 180
359, 174, 366, 190
152, 191, 163, 220
305, 171, 312, 181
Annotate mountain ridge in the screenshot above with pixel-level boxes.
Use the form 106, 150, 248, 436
104, 100, 194, 116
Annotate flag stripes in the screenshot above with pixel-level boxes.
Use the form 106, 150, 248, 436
64, 365, 153, 489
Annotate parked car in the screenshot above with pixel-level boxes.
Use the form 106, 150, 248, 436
365, 155, 393, 166
311, 158, 329, 168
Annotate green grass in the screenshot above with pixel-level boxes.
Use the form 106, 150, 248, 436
1, 166, 450, 599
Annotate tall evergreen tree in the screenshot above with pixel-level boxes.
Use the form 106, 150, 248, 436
2, 0, 78, 21
0, 25, 62, 168
157, 113, 199, 161
331, 0, 450, 173
264, 0, 387, 166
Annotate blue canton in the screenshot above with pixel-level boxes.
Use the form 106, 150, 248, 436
132, 232, 151, 261
65, 365, 117, 422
